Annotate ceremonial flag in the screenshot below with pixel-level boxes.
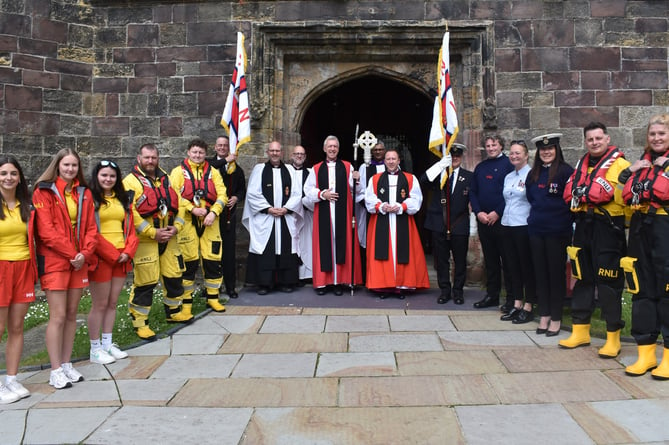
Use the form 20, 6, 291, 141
428, 32, 459, 160
221, 32, 251, 154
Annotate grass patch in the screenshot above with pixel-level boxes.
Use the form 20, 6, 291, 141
2, 284, 209, 369
560, 290, 633, 337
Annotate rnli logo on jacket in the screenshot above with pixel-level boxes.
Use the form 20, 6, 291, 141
594, 177, 613, 193
598, 268, 618, 278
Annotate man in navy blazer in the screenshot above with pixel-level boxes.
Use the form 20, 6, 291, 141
421, 143, 473, 305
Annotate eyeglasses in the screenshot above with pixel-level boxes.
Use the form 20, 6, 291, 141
509, 140, 527, 147
100, 160, 118, 168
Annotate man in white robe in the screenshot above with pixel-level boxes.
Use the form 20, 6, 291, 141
287, 145, 313, 283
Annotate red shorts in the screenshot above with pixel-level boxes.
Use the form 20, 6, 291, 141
40, 267, 89, 291
0, 260, 36, 307
89, 256, 129, 283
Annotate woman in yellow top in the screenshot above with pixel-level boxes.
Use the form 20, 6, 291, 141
0, 156, 37, 404
87, 160, 139, 365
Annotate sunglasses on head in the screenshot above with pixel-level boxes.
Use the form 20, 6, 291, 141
509, 140, 527, 147
100, 160, 118, 168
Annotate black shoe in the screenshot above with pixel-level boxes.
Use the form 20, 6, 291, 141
500, 300, 514, 314
256, 287, 269, 295
316, 287, 327, 295
228, 291, 239, 299
334, 285, 344, 296
473, 295, 499, 309
546, 329, 560, 337
512, 309, 533, 324
279, 286, 294, 293
500, 307, 521, 321
536, 327, 548, 335
437, 291, 451, 304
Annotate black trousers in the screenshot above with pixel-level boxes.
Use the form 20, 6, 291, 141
627, 212, 669, 347
530, 232, 570, 321
477, 221, 512, 300
220, 215, 238, 294
502, 225, 536, 304
431, 231, 469, 297
570, 214, 626, 331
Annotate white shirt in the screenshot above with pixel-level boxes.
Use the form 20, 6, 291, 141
501, 164, 531, 227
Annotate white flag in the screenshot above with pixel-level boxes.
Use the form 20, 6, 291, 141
221, 32, 251, 154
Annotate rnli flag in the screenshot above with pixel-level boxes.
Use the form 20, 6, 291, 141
428, 32, 459, 160
221, 32, 251, 154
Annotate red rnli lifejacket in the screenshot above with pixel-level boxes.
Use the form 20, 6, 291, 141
564, 146, 623, 208
179, 160, 217, 207
132, 167, 179, 219
622, 150, 669, 207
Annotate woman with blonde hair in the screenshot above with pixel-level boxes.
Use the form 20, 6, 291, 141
33, 148, 98, 389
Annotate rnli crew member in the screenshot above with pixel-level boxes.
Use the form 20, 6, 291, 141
618, 113, 669, 378
421, 143, 472, 305
365, 148, 429, 297
123, 143, 189, 341
242, 141, 303, 294
560, 122, 629, 358
355, 141, 387, 284
210, 135, 246, 300
470, 135, 514, 310
171, 139, 228, 313
304, 135, 363, 295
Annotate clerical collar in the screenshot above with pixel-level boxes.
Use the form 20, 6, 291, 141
327, 160, 337, 165
387, 169, 400, 175
371, 160, 384, 166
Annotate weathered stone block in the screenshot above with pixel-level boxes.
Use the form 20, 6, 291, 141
159, 23, 187, 46
0, 66, 21, 83
494, 20, 531, 48
153, 5, 172, 23
120, 94, 149, 116
130, 117, 160, 137
581, 71, 609, 90
33, 17, 68, 43
88, 136, 123, 158
106, 94, 119, 116
654, 90, 669, 106
93, 77, 128, 93
604, 18, 635, 33
60, 115, 91, 136
20, 111, 58, 135
129, 77, 157, 94
95, 27, 126, 49
169, 94, 198, 116
604, 32, 645, 47
626, 1, 669, 18
175, 62, 199, 76
495, 91, 521, 108
635, 18, 668, 33
597, 90, 652, 107
555, 90, 595, 107
570, 47, 620, 70
68, 24, 94, 48
147, 94, 168, 116
61, 73, 91, 91
470, 0, 511, 19
94, 63, 133, 77
574, 19, 604, 46
128, 24, 159, 47
496, 72, 542, 91
620, 106, 669, 128
198, 91, 227, 117
533, 20, 574, 47
494, 49, 520, 72
622, 59, 666, 71
612, 71, 668, 89
107, 6, 153, 26
0, 110, 19, 133
43, 89, 82, 114
543, 72, 579, 91
158, 77, 183, 94
173, 4, 198, 23
0, 35, 17, 51
83, 93, 105, 117
560, 107, 618, 128
58, 47, 95, 63
5, 85, 41, 111
184, 76, 222, 92
529, 107, 560, 129
19, 37, 58, 58
186, 21, 239, 46
522, 92, 553, 107
182, 116, 215, 138
161, 117, 183, 137
0, 12, 31, 37
522, 48, 569, 72
497, 107, 529, 129
113, 48, 155, 64
12, 53, 44, 70
135, 62, 176, 78
45, 58, 90, 76
23, 70, 58, 88
51, 2, 96, 26
156, 46, 206, 62
200, 61, 227, 76
4, 134, 43, 156
197, 3, 233, 21
92, 117, 129, 136
590, 0, 625, 17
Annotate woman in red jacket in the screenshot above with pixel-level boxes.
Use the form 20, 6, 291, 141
0, 156, 37, 404
87, 160, 139, 365
33, 148, 98, 389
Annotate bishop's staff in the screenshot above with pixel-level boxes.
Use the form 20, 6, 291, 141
350, 124, 360, 296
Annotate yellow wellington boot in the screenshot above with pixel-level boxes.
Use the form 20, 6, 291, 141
625, 344, 658, 376
207, 298, 226, 313
165, 304, 194, 323
180, 303, 193, 318
651, 348, 669, 380
558, 324, 591, 349
135, 325, 156, 341
598, 329, 621, 358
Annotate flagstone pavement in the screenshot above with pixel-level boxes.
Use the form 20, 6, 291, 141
2, 287, 669, 445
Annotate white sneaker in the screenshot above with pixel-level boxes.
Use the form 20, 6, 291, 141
90, 348, 116, 365
49, 368, 73, 389
61, 362, 84, 383
0, 383, 21, 404
5, 380, 30, 399
106, 343, 128, 360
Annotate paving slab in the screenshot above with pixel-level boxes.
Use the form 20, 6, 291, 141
240, 407, 463, 445
171, 333, 225, 354
438, 330, 536, 348
107, 355, 168, 380
127, 337, 172, 356
150, 354, 240, 379
348, 332, 444, 352
85, 406, 253, 445
564, 401, 643, 444
208, 314, 265, 333
339, 375, 498, 406
495, 346, 623, 372
325, 315, 390, 332
316, 352, 397, 377
303, 307, 406, 316
224, 305, 302, 315
604, 368, 669, 399
24, 407, 118, 445
259, 314, 326, 333
449, 313, 531, 331
174, 315, 230, 334
0, 409, 27, 444
456, 403, 593, 445
37, 380, 120, 407
486, 370, 631, 404
116, 378, 187, 405
388, 314, 456, 332
170, 377, 338, 407
231, 352, 317, 378
396, 350, 507, 376
586, 399, 669, 443
218, 332, 348, 353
